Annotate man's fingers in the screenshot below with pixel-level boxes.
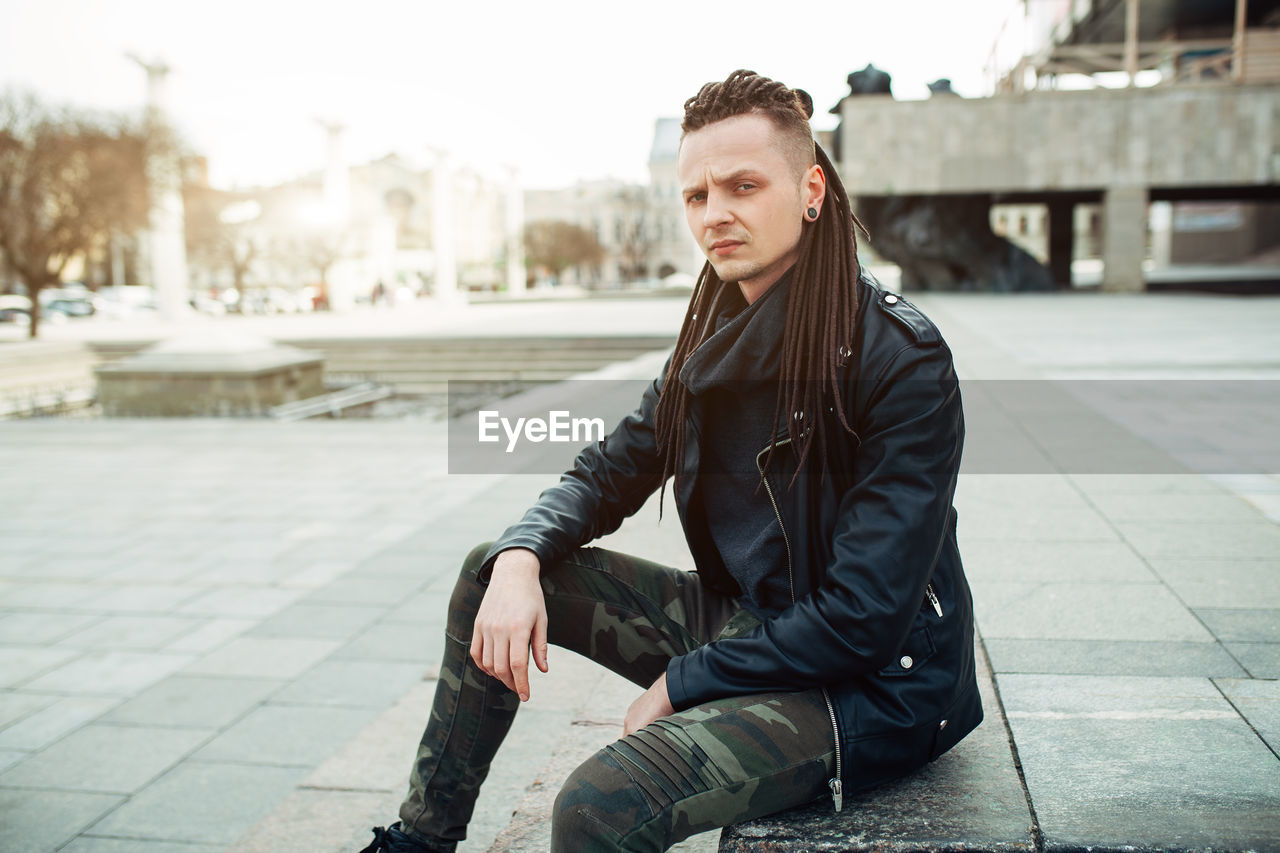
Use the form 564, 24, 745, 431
470, 633, 484, 671
532, 613, 549, 674
509, 635, 530, 701
481, 632, 496, 679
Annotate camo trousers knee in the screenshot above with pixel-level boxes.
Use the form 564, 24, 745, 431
398, 542, 835, 853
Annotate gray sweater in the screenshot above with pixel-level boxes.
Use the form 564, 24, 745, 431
678, 268, 794, 618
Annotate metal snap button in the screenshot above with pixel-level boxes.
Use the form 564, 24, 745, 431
884, 293, 899, 304
939, 719, 948, 730
899, 655, 913, 669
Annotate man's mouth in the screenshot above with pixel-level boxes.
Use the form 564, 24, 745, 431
709, 240, 743, 257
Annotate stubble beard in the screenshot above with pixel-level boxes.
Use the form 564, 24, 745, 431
708, 257, 766, 285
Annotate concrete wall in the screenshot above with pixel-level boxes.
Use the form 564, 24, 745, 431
835, 83, 1279, 291
835, 84, 1279, 196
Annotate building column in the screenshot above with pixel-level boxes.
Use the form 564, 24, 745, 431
129, 55, 190, 322
505, 165, 526, 296
1124, 0, 1140, 86
1233, 0, 1249, 83
1102, 185, 1148, 292
1046, 197, 1075, 289
431, 150, 459, 304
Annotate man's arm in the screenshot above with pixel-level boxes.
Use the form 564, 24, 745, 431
665, 342, 964, 709
473, 353, 672, 586
468, 354, 673, 701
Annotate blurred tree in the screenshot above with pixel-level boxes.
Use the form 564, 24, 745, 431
615, 187, 654, 283
184, 187, 260, 300
0, 90, 153, 337
301, 230, 343, 302
523, 220, 604, 284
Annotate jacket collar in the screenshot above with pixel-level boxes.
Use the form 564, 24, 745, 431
678, 266, 794, 396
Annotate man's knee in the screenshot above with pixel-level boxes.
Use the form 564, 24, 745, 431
461, 541, 494, 579
551, 748, 652, 852
446, 541, 493, 639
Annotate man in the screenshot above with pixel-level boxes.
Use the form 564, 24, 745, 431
360, 69, 982, 853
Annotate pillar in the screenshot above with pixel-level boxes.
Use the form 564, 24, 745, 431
129, 55, 190, 322
431, 150, 459, 304
505, 165, 526, 296
317, 120, 353, 312
1102, 185, 1148, 292
1124, 0, 1140, 86
1233, 0, 1249, 83
1046, 197, 1075, 289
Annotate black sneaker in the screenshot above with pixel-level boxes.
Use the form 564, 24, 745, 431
357, 821, 452, 853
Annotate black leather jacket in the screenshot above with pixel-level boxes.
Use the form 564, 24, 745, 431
478, 269, 983, 805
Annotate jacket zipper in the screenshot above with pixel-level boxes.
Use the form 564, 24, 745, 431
926, 583, 943, 617
754, 439, 795, 603
755, 437, 843, 812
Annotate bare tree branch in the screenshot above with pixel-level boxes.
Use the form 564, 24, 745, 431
0, 89, 152, 336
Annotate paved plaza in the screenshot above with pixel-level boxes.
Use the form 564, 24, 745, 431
1, 287, 1278, 852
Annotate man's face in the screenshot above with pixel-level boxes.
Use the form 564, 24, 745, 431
678, 113, 807, 299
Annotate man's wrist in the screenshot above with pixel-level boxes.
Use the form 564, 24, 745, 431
491, 547, 540, 577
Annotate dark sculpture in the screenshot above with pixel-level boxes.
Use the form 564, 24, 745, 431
836, 66, 1056, 291
857, 196, 1054, 292
927, 78, 957, 97
847, 63, 893, 96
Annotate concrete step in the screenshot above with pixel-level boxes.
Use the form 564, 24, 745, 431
87, 336, 676, 359
0, 340, 99, 417
86, 336, 676, 397
319, 362, 644, 375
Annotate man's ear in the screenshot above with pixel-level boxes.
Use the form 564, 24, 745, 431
804, 163, 827, 212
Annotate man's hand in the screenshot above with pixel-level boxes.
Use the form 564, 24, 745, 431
623, 672, 675, 736
470, 548, 548, 701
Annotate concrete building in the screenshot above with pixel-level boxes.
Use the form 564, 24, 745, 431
833, 0, 1279, 291
521, 119, 707, 290
647, 118, 705, 281
524, 179, 642, 288
185, 151, 517, 309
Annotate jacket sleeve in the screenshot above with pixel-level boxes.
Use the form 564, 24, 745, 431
474, 353, 672, 584
665, 341, 964, 710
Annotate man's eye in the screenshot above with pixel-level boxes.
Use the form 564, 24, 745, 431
687, 194, 705, 204
736, 183, 756, 191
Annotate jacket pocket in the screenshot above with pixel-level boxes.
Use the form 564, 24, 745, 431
876, 624, 936, 678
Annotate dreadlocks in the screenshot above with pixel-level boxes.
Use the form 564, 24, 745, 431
653, 69, 870, 513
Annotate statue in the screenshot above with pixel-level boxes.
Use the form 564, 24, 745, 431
857, 195, 1054, 292
847, 63, 893, 96
927, 78, 958, 97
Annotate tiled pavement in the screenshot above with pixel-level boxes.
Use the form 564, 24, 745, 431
1, 289, 1278, 852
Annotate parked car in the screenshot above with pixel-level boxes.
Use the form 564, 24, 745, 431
0, 295, 32, 324
190, 294, 228, 316
44, 297, 94, 318
94, 286, 157, 320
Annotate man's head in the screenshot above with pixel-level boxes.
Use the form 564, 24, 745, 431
654, 70, 867, 506
678, 70, 827, 300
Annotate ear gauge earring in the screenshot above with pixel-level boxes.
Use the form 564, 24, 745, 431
805, 207, 818, 221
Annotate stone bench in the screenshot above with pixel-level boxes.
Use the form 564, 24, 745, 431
719, 643, 1037, 853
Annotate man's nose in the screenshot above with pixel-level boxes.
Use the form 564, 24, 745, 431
702, 191, 733, 228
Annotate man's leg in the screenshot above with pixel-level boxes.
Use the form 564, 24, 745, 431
552, 689, 835, 853
395, 542, 741, 850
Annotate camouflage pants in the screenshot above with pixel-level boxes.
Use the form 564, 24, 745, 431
398, 542, 835, 853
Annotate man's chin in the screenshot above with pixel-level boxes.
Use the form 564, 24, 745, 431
708, 259, 762, 284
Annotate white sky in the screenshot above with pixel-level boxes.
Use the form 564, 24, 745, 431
0, 0, 1019, 190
